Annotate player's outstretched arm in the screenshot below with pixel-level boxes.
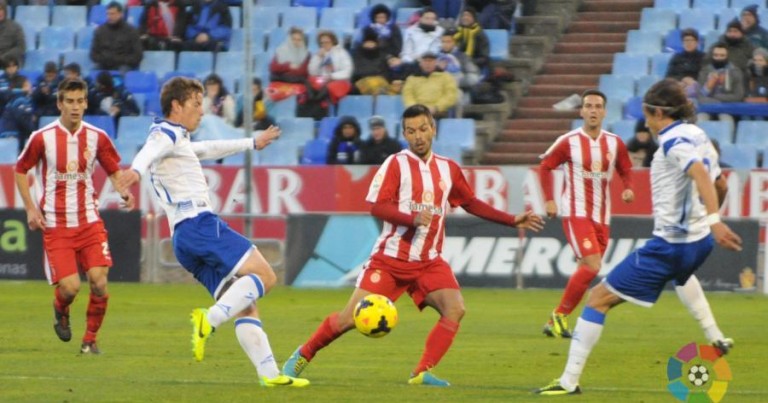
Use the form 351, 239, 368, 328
689, 162, 742, 251
254, 125, 281, 150
370, 201, 421, 227
461, 198, 544, 232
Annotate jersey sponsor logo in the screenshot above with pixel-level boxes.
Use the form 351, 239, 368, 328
409, 200, 443, 216
54, 172, 88, 181
582, 170, 607, 179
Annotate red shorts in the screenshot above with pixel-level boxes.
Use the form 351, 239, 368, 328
562, 217, 610, 259
43, 221, 112, 284
356, 255, 460, 310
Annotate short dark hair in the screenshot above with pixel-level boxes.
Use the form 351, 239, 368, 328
161, 77, 204, 117
401, 104, 435, 130
680, 28, 699, 41
106, 1, 123, 12
581, 89, 607, 106
57, 78, 88, 101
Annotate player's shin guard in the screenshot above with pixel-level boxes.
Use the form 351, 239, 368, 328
54, 287, 75, 315
413, 317, 460, 374
675, 275, 724, 343
208, 274, 265, 328
556, 265, 598, 315
235, 317, 280, 379
84, 293, 109, 343
301, 312, 343, 361
560, 307, 605, 390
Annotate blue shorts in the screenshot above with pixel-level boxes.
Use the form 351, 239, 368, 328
604, 235, 714, 307
173, 212, 254, 298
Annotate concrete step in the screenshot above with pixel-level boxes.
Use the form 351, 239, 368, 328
497, 129, 567, 143
527, 84, 593, 97
575, 11, 641, 22
546, 53, 614, 64
559, 32, 627, 43
554, 42, 626, 54
540, 62, 612, 75
481, 153, 542, 165
580, 0, 653, 13
533, 74, 599, 86
504, 119, 572, 131
488, 142, 554, 153
568, 21, 639, 33
513, 108, 581, 119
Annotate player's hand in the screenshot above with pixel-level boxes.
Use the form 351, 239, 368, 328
413, 209, 433, 227
26, 207, 45, 231
545, 200, 558, 218
514, 211, 544, 232
622, 189, 635, 203
121, 192, 136, 210
711, 222, 742, 252
116, 169, 140, 191
254, 126, 281, 150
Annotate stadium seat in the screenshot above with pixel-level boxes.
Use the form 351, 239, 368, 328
14, 6, 49, 32
229, 29, 267, 53
396, 7, 420, 26
599, 75, 636, 102
24, 50, 54, 72
625, 30, 663, 54
678, 9, 716, 33
663, 29, 684, 53
486, 29, 510, 60
38, 116, 58, 129
277, 117, 315, 144
697, 120, 733, 144
653, 0, 690, 12
718, 143, 757, 169
20, 23, 38, 51
612, 53, 649, 77
735, 121, 768, 147
258, 140, 300, 165
271, 96, 298, 120
178, 52, 215, 77
374, 95, 404, 123
76, 26, 95, 49
0, 138, 18, 163
300, 138, 330, 164
604, 101, 624, 126
318, 116, 339, 140
337, 95, 374, 121
610, 119, 638, 142
89, 5, 107, 26
267, 28, 289, 53
623, 96, 644, 119
132, 93, 146, 115
294, 0, 332, 9
730, 0, 761, 9
333, 0, 367, 9
116, 116, 153, 143
636, 75, 660, 97
229, 6, 241, 28
436, 119, 475, 150
126, 6, 144, 27
282, 7, 317, 29
250, 6, 281, 31
140, 51, 176, 78
62, 50, 94, 75
702, 30, 722, 49
717, 8, 739, 31
125, 71, 159, 94
215, 52, 249, 92
39, 26, 75, 51
259, 0, 291, 7
52, 5, 87, 29
144, 93, 162, 116
83, 115, 116, 138
20, 70, 42, 87
639, 8, 677, 33
319, 8, 356, 35
571, 119, 584, 130
432, 142, 462, 161
692, 0, 727, 9
651, 53, 674, 77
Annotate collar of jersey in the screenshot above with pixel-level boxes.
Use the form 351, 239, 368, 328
658, 120, 683, 136
404, 148, 433, 165
153, 117, 187, 130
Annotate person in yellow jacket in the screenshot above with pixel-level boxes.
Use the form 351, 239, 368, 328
402, 52, 459, 117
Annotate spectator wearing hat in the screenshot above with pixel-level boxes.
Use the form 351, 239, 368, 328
352, 27, 392, 95
746, 47, 768, 102
740, 5, 768, 50
87, 71, 140, 123
401, 8, 444, 63
32, 61, 62, 118
454, 8, 491, 70
327, 116, 363, 164
402, 52, 459, 117
91, 2, 143, 71
363, 4, 402, 59
360, 115, 403, 165
0, 0, 25, 66
715, 19, 755, 71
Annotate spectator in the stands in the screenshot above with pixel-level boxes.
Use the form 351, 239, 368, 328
32, 61, 62, 118
716, 19, 755, 71
432, 0, 461, 20
2, 76, 34, 153
0, 0, 25, 66
438, 29, 481, 90
360, 115, 403, 165
183, 0, 232, 51
666, 28, 706, 96
308, 31, 353, 104
697, 43, 745, 124
62, 63, 88, 84
740, 4, 768, 50
0, 56, 23, 115
466, 0, 517, 30
402, 52, 459, 117
746, 47, 768, 102
91, 2, 143, 71
139, 0, 187, 52
201, 73, 236, 126
269, 27, 311, 101
401, 8, 444, 63
236, 77, 275, 131
364, 4, 402, 59
625, 119, 657, 168
327, 116, 362, 165
352, 28, 392, 95
454, 7, 491, 70
87, 71, 140, 123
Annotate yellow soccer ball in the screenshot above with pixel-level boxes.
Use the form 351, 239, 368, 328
353, 294, 398, 338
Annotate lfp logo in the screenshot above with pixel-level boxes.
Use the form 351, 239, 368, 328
667, 342, 732, 402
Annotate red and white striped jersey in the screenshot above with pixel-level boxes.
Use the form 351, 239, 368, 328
15, 119, 121, 229
539, 129, 633, 225
366, 149, 474, 264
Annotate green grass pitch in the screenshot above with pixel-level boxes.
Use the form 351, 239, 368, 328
0, 281, 766, 402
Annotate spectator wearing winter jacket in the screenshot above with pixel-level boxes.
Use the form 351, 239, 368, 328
87, 71, 140, 123
327, 116, 363, 164
360, 115, 403, 165
352, 28, 392, 95
91, 2, 143, 71
362, 3, 403, 58
454, 7, 490, 70
401, 8, 444, 63
402, 52, 459, 116
31, 61, 61, 118
183, 0, 232, 51
139, 0, 187, 51
308, 31, 353, 104
740, 5, 768, 50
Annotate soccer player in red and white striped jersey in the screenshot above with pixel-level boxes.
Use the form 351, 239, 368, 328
538, 90, 634, 338
282, 104, 544, 386
14, 78, 134, 354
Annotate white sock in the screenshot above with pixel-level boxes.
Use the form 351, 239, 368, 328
560, 308, 605, 390
208, 274, 265, 328
235, 317, 280, 379
676, 275, 724, 343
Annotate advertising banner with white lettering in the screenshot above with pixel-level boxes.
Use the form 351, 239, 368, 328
285, 214, 758, 291
0, 210, 142, 281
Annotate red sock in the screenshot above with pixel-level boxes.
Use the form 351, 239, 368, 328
54, 287, 75, 315
556, 265, 598, 315
84, 293, 109, 343
413, 317, 460, 374
300, 313, 344, 361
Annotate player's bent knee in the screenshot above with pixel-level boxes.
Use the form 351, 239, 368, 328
441, 305, 465, 322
